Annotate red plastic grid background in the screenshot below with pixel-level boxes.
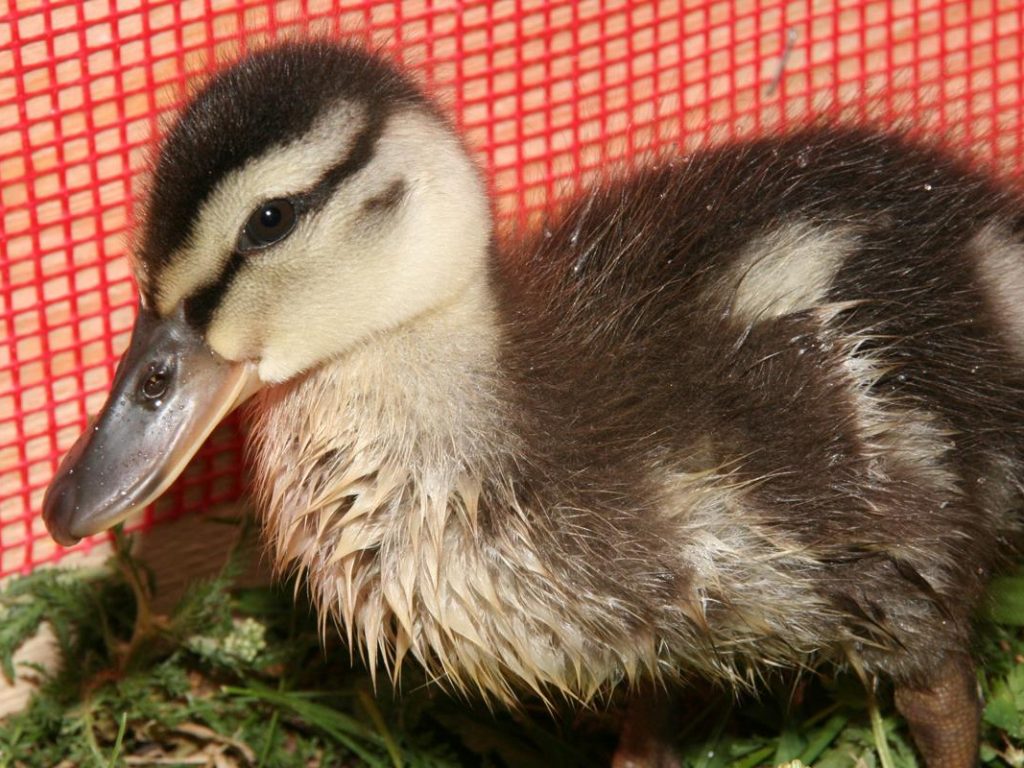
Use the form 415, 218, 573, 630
1, 0, 1022, 578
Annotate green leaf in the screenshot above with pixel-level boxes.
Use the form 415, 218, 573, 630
985, 663, 1024, 738
728, 745, 774, 768
798, 713, 848, 763
985, 696, 1022, 735
988, 576, 1024, 625
772, 727, 804, 762
224, 682, 387, 765
106, 712, 128, 767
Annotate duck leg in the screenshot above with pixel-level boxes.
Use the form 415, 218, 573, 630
611, 687, 680, 768
893, 654, 980, 768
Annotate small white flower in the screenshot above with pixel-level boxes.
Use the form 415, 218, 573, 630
221, 617, 267, 663
186, 617, 267, 664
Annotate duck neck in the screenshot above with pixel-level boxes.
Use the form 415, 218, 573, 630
245, 262, 512, 567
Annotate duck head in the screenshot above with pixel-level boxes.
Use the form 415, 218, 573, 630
43, 41, 491, 545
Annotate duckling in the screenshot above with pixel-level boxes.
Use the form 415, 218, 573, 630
42, 39, 1024, 767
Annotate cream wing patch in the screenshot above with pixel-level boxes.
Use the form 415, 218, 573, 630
154, 99, 368, 314
972, 222, 1024, 356
730, 221, 856, 322
661, 465, 838, 683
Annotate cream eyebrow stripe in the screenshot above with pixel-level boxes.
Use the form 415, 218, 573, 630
154, 100, 369, 316
182, 106, 390, 330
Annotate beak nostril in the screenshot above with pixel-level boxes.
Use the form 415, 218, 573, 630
140, 369, 170, 401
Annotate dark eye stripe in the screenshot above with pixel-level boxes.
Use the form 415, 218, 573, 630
138, 42, 425, 311
183, 251, 246, 329
362, 178, 407, 215
182, 108, 389, 331
299, 104, 388, 214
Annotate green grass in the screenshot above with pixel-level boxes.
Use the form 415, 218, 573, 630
0, 526, 1023, 767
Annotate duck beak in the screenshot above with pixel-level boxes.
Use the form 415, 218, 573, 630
42, 304, 262, 546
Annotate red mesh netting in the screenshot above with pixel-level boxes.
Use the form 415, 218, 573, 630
1, 1, 1022, 577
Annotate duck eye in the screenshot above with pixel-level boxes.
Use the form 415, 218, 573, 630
242, 198, 296, 248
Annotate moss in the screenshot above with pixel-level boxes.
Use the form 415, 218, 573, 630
0, 525, 1022, 767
